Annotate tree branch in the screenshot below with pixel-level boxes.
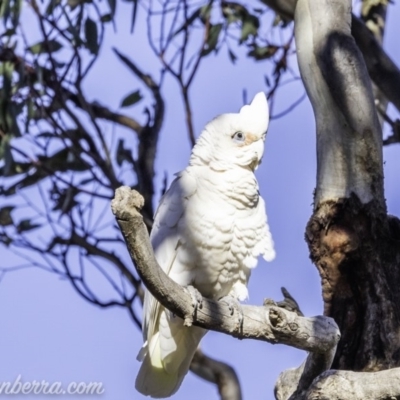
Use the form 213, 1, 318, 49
260, 0, 400, 117
0, 47, 143, 135
275, 350, 337, 400
351, 16, 400, 115
113, 49, 165, 224
361, 0, 388, 128
110, 187, 340, 390
303, 368, 400, 400
190, 349, 242, 400
294, 0, 384, 207
49, 231, 142, 295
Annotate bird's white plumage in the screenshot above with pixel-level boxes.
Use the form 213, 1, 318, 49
135, 92, 275, 398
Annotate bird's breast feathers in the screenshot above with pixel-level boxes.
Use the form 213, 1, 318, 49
167, 166, 274, 298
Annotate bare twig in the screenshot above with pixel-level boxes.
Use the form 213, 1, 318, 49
113, 49, 165, 224
0, 48, 143, 134
191, 349, 243, 400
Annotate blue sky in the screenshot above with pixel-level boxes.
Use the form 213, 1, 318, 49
1, 1, 400, 399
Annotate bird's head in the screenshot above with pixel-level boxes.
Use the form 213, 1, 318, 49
190, 92, 270, 172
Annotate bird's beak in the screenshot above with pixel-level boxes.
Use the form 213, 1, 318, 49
249, 157, 260, 171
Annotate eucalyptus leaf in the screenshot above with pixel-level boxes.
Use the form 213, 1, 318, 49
29, 40, 63, 54
101, 13, 112, 23
85, 18, 99, 55
240, 14, 259, 43
17, 219, 41, 233
120, 90, 142, 108
0, 206, 14, 226
248, 45, 278, 61
201, 23, 223, 56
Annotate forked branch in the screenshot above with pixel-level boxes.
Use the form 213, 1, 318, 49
261, 0, 400, 117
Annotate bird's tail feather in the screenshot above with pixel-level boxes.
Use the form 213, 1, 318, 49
135, 310, 206, 398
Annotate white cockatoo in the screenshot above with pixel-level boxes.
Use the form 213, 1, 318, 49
135, 92, 275, 398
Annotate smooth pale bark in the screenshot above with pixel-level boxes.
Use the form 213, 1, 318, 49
275, 352, 337, 400
295, 0, 384, 206
277, 367, 400, 400
260, 0, 400, 115
304, 368, 400, 400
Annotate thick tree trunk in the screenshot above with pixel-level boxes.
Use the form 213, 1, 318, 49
295, 0, 400, 372
306, 199, 400, 371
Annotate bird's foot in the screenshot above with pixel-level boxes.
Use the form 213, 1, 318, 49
263, 287, 303, 316
219, 295, 244, 331
183, 285, 203, 327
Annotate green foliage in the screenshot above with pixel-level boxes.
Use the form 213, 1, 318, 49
120, 90, 142, 108
0, 206, 14, 226
85, 17, 99, 54
28, 40, 63, 54
248, 44, 278, 61
0, 0, 22, 28
101, 13, 112, 23
16, 219, 41, 232
221, 1, 259, 42
202, 23, 223, 56
0, 62, 23, 139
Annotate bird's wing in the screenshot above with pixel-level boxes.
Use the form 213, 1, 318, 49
257, 195, 275, 262
141, 170, 197, 345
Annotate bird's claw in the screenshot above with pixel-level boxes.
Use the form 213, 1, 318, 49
184, 285, 203, 327
264, 287, 303, 316
219, 295, 244, 331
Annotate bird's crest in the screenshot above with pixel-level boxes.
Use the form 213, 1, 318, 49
239, 92, 269, 135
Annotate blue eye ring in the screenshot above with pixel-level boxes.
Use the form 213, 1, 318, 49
232, 131, 245, 142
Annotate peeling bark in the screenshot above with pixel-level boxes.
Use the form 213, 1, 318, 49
305, 198, 400, 370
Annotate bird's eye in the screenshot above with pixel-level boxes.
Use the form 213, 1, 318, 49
232, 131, 245, 142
